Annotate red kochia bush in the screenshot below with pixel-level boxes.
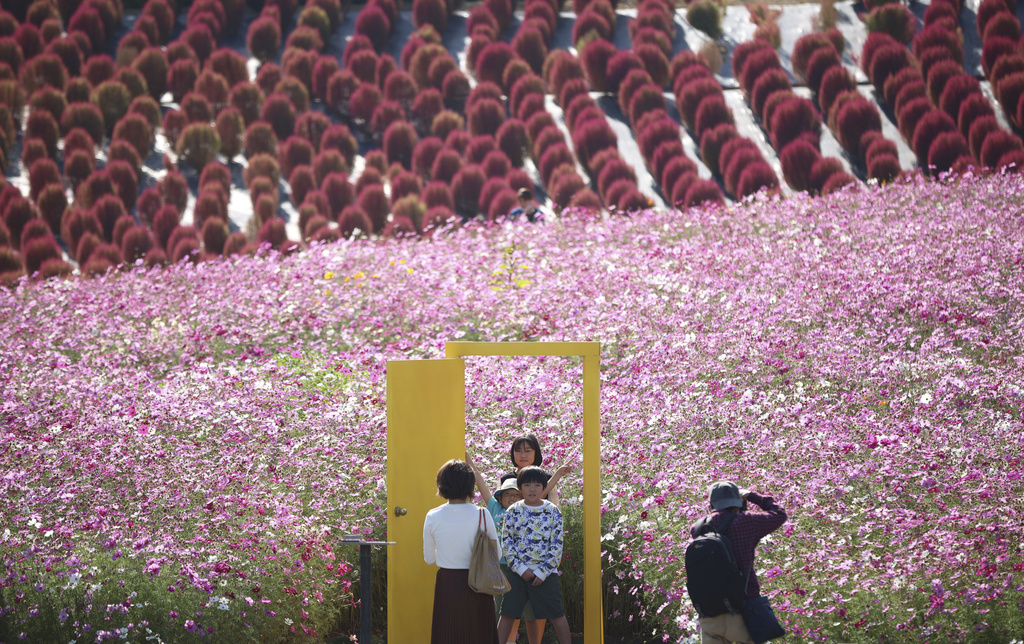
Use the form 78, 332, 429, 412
512, 25, 547, 75
677, 78, 723, 131
422, 181, 454, 210
927, 131, 971, 174
769, 97, 820, 151
36, 183, 66, 233
383, 121, 419, 169
133, 47, 168, 102
867, 153, 902, 182
316, 173, 352, 218
736, 162, 779, 199
467, 98, 506, 137
596, 157, 637, 200
431, 149, 463, 183
578, 39, 616, 93
997, 72, 1024, 121
926, 60, 965, 106
660, 155, 698, 200
478, 177, 511, 213
808, 156, 845, 193
451, 164, 487, 217
936, 76, 982, 122
413, 0, 448, 34
573, 119, 618, 171
247, 16, 281, 63
695, 95, 734, 138
464, 137, 497, 167
987, 16, 1023, 48
861, 31, 900, 76
545, 50, 585, 100
780, 139, 822, 193
912, 109, 958, 166
23, 234, 61, 275
337, 205, 374, 238
167, 58, 200, 103
356, 184, 389, 232
261, 93, 297, 141
980, 130, 1024, 168
120, 225, 153, 262
257, 218, 287, 249
750, 69, 792, 120
869, 45, 913, 94
805, 47, 842, 96
25, 111, 59, 159
573, 9, 611, 44
740, 49, 782, 94
722, 144, 763, 196
2, 197, 35, 251
821, 171, 857, 195
412, 136, 444, 179
683, 179, 724, 209
968, 115, 1001, 160
981, 36, 1016, 77
791, 33, 834, 82
475, 42, 517, 87
349, 83, 383, 125
61, 101, 104, 145
370, 100, 405, 137
836, 98, 881, 154
991, 54, 1024, 91
391, 171, 424, 205
496, 119, 529, 168
881, 66, 923, 109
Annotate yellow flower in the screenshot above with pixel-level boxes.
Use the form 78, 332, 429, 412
325, 289, 332, 295
353, 271, 365, 279
324, 271, 334, 280
406, 268, 414, 274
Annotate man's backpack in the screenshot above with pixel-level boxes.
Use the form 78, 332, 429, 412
684, 512, 748, 617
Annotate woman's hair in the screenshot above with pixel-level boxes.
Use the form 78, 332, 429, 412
516, 466, 550, 489
436, 459, 475, 500
509, 433, 543, 468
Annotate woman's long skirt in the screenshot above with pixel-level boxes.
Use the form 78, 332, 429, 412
431, 568, 499, 644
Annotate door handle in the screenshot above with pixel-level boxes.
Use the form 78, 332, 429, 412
394, 506, 407, 517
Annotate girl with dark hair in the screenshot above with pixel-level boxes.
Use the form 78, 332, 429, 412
500, 434, 571, 506
423, 459, 500, 644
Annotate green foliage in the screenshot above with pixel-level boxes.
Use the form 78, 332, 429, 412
687, 0, 723, 41
176, 123, 221, 171
489, 241, 534, 291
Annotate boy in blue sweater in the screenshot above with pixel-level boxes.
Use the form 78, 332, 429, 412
497, 466, 571, 644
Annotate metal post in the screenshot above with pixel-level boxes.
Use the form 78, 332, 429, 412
360, 543, 372, 644
340, 538, 394, 644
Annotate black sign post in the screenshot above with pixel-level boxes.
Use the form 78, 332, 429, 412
340, 537, 395, 643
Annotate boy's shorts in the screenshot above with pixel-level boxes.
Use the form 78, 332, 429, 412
496, 564, 536, 621
500, 569, 564, 620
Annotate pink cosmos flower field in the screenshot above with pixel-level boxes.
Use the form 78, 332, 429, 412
1, 171, 1023, 643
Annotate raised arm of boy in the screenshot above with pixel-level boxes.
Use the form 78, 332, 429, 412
543, 462, 573, 506
466, 452, 493, 505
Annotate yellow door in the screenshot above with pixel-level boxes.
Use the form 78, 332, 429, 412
386, 358, 466, 644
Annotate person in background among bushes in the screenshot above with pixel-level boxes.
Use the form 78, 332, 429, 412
689, 481, 787, 644
508, 187, 543, 222
496, 466, 573, 644
423, 459, 500, 644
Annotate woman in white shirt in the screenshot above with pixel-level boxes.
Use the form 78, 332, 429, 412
423, 459, 500, 644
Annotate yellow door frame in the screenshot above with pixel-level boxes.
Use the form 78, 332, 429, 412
445, 342, 603, 644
